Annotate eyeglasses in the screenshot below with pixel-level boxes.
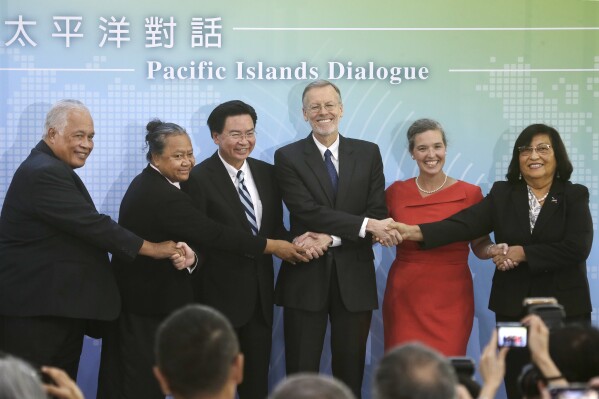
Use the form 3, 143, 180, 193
306, 103, 339, 114
226, 131, 256, 140
518, 143, 552, 157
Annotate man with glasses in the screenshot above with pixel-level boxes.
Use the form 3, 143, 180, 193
184, 100, 329, 399
273, 80, 401, 398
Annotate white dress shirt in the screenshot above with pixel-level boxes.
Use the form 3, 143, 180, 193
311, 134, 369, 246
217, 152, 263, 232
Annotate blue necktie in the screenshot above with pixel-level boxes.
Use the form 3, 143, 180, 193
324, 149, 338, 196
237, 170, 259, 235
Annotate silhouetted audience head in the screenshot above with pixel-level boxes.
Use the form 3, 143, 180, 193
153, 305, 243, 399
519, 323, 599, 399
374, 343, 458, 399
269, 373, 356, 399
0, 352, 46, 399
550, 324, 599, 383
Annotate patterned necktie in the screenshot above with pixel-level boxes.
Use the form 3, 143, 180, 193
324, 149, 338, 195
237, 170, 258, 235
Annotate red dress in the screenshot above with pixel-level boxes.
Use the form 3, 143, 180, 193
383, 179, 484, 356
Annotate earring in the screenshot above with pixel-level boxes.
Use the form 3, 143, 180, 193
519, 173, 522, 180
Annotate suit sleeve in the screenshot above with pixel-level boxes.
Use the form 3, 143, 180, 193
525, 185, 593, 274
154, 189, 267, 259
269, 174, 295, 242
419, 190, 495, 249
275, 147, 371, 240
31, 164, 143, 261
364, 144, 389, 220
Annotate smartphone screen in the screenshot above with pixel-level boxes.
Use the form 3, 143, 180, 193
496, 322, 528, 348
550, 387, 599, 399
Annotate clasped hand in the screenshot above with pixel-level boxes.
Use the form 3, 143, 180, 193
368, 218, 403, 247
169, 242, 197, 270
293, 232, 333, 259
490, 244, 523, 272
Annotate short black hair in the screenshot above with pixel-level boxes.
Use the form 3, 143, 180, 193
206, 100, 257, 137
154, 304, 239, 398
549, 324, 599, 383
506, 123, 573, 184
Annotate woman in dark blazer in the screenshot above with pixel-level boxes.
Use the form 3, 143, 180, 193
388, 123, 593, 398
103, 120, 308, 399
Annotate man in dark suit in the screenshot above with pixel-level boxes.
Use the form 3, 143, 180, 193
274, 80, 401, 398
0, 99, 181, 379
185, 100, 329, 399
108, 119, 310, 399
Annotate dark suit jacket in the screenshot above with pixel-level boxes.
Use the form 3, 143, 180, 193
419, 180, 593, 318
184, 152, 290, 327
114, 165, 267, 316
274, 134, 388, 312
0, 140, 142, 320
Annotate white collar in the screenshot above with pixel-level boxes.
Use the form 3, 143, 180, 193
149, 163, 181, 189
311, 134, 340, 160
217, 151, 249, 180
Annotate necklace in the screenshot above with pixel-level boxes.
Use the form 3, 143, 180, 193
415, 174, 448, 194
537, 192, 549, 202
527, 185, 549, 203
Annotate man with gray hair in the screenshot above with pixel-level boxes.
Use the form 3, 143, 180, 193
0, 99, 183, 379
274, 80, 400, 398
269, 373, 357, 399
373, 343, 458, 399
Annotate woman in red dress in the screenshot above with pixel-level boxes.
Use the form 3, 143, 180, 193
383, 118, 503, 356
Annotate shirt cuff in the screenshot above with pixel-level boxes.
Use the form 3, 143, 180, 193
187, 253, 199, 274
330, 235, 342, 247
359, 218, 369, 238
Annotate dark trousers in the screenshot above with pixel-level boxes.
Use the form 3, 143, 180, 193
0, 315, 85, 379
96, 319, 121, 399
283, 262, 372, 399
496, 312, 591, 399
235, 296, 272, 399
117, 312, 164, 399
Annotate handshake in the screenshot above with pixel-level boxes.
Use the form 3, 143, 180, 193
371, 219, 523, 272
366, 218, 426, 247
485, 243, 522, 272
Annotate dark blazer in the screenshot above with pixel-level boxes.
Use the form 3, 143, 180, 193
274, 134, 388, 312
0, 140, 142, 320
419, 180, 593, 318
184, 152, 290, 327
113, 165, 267, 316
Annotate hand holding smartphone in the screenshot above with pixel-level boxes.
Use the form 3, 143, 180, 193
496, 322, 528, 348
549, 385, 599, 399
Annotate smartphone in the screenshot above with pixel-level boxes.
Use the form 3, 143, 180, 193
549, 385, 599, 399
496, 322, 528, 348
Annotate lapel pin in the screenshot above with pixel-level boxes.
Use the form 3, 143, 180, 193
551, 197, 557, 204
